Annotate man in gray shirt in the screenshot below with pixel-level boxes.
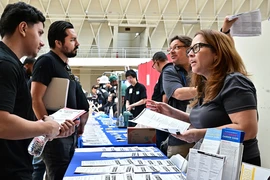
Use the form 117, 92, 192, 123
163, 35, 197, 158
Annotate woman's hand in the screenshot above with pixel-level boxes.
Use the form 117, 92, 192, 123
221, 16, 238, 33
146, 99, 172, 116
172, 128, 206, 143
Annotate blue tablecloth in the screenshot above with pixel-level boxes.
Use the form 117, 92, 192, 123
78, 116, 156, 148
65, 147, 167, 177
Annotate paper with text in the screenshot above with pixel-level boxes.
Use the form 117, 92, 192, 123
50, 108, 86, 124
187, 149, 225, 180
229, 9, 261, 37
129, 109, 190, 134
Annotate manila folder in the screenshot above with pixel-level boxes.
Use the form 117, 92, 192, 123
43, 78, 70, 111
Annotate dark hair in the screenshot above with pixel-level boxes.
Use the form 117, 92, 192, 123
152, 51, 168, 62
109, 93, 117, 102
125, 69, 137, 79
0, 2, 45, 38
48, 21, 74, 48
92, 85, 99, 89
23, 57, 36, 65
169, 35, 192, 47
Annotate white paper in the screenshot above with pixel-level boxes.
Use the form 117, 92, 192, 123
229, 9, 262, 37
240, 162, 270, 180
186, 149, 225, 180
200, 128, 222, 154
101, 152, 164, 158
129, 109, 190, 134
50, 108, 86, 124
219, 141, 243, 180
63, 173, 186, 180
75, 166, 133, 174
170, 154, 188, 173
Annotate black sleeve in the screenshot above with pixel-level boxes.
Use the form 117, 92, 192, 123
32, 56, 54, 86
125, 87, 130, 101
0, 61, 19, 112
75, 81, 89, 112
140, 84, 147, 99
221, 73, 257, 114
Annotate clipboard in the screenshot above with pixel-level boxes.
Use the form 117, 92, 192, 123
43, 78, 70, 111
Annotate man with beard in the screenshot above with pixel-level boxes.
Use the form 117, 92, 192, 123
31, 21, 89, 180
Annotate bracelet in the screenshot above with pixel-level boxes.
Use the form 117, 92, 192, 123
220, 28, 230, 34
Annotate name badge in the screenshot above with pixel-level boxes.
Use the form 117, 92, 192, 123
136, 91, 140, 95
129, 88, 133, 94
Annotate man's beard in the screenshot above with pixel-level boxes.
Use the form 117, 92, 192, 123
63, 46, 78, 58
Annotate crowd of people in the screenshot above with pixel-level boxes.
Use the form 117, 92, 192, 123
0, 1, 261, 180
89, 69, 147, 127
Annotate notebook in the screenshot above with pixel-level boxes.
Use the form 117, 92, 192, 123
43, 78, 70, 111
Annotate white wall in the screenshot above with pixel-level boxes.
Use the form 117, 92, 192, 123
234, 20, 270, 168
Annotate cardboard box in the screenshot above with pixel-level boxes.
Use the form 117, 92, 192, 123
127, 127, 156, 144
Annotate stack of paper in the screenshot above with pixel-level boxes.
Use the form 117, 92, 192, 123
219, 128, 245, 180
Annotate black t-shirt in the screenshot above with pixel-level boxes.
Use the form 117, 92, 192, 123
32, 51, 78, 114
190, 73, 260, 161
0, 42, 35, 179
32, 51, 89, 156
125, 82, 147, 118
152, 63, 173, 102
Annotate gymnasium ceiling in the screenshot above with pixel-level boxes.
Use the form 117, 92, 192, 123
0, 0, 269, 62
1, 0, 269, 51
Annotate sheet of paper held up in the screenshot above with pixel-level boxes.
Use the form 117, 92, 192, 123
49, 108, 86, 124
129, 108, 190, 135
229, 9, 261, 37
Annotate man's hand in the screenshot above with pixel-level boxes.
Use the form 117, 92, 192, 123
57, 120, 76, 138
126, 104, 132, 111
42, 115, 61, 140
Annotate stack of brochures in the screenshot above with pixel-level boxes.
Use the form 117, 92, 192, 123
186, 128, 245, 180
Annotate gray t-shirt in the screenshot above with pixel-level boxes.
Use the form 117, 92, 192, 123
163, 65, 190, 145
190, 72, 260, 161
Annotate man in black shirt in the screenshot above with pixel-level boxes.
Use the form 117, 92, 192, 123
0, 2, 61, 179
23, 57, 36, 82
125, 69, 147, 127
151, 51, 173, 151
31, 21, 89, 180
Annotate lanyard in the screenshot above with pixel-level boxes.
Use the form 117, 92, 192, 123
179, 70, 187, 87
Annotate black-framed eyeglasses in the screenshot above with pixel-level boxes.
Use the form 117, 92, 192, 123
167, 45, 187, 53
65, 64, 75, 81
152, 61, 156, 69
186, 43, 214, 56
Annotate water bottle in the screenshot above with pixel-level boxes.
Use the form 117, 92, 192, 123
109, 106, 114, 126
28, 135, 49, 157
118, 113, 124, 127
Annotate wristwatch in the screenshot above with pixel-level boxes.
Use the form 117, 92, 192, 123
220, 28, 230, 34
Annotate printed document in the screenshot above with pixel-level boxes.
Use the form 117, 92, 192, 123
50, 108, 86, 124
129, 108, 190, 134
187, 149, 225, 180
229, 9, 261, 36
